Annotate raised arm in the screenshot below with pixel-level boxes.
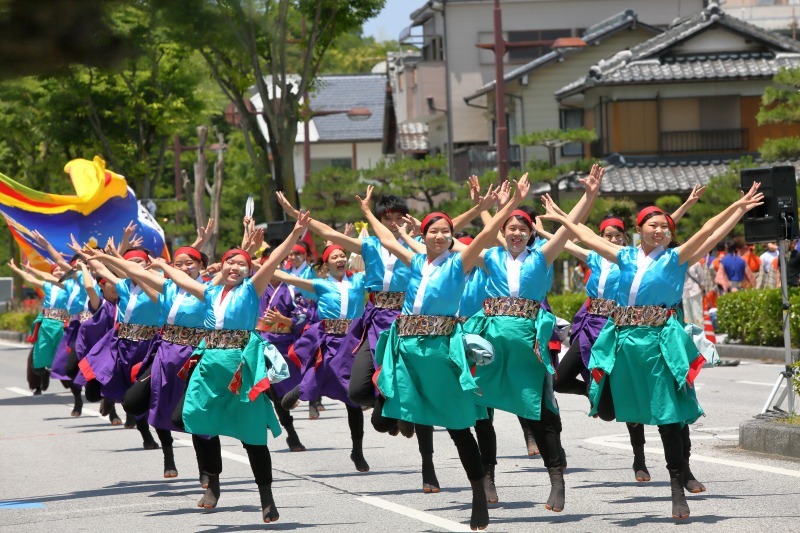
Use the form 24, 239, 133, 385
461, 175, 525, 272
683, 184, 764, 265
535, 223, 591, 262
398, 221, 426, 254
539, 195, 622, 263
277, 191, 361, 253
90, 252, 167, 293
86, 257, 123, 286
676, 182, 762, 265
452, 175, 497, 231
356, 186, 414, 267
540, 166, 603, 264
8, 259, 45, 289
31, 230, 71, 272
670, 184, 706, 223
251, 212, 312, 296
147, 257, 207, 300
79, 262, 102, 311
22, 261, 63, 287
271, 269, 316, 294
191, 217, 215, 249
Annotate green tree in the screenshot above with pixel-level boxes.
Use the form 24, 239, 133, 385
157, 0, 385, 218
320, 30, 399, 74
366, 155, 458, 211
757, 67, 800, 161
515, 128, 598, 167
300, 166, 363, 230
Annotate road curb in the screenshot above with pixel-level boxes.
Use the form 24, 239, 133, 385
0, 330, 25, 343
717, 344, 798, 363
739, 418, 800, 459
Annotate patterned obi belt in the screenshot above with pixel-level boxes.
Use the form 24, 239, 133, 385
205, 329, 250, 349
370, 291, 405, 310
255, 317, 291, 334
322, 319, 353, 336
75, 311, 94, 323
483, 297, 540, 319
586, 297, 616, 317
117, 323, 159, 341
611, 305, 675, 327
43, 308, 69, 321
397, 314, 457, 337
161, 324, 207, 347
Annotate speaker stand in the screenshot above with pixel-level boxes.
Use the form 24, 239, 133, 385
760, 239, 797, 415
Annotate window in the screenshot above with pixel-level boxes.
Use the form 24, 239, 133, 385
507, 29, 572, 63
422, 35, 444, 61
560, 108, 584, 157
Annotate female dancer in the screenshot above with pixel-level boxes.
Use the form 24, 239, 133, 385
8, 259, 68, 395
86, 245, 211, 479
275, 243, 372, 472
462, 165, 604, 514
358, 176, 528, 531
151, 213, 308, 523
257, 252, 313, 452
81, 247, 161, 447
538, 183, 763, 520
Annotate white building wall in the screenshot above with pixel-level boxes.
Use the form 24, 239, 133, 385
293, 142, 385, 191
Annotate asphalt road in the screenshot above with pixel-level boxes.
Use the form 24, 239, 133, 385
1, 340, 799, 532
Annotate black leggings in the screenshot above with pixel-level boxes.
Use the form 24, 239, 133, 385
553, 340, 588, 396
347, 405, 364, 441
193, 435, 223, 475
348, 339, 378, 408
521, 396, 564, 469
658, 423, 686, 473
268, 389, 295, 430
155, 428, 173, 447
475, 418, 497, 467
243, 443, 273, 487
448, 428, 484, 481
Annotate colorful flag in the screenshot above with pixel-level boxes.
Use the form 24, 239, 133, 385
0, 156, 167, 270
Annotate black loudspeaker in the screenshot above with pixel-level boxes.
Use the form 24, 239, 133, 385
741, 165, 799, 244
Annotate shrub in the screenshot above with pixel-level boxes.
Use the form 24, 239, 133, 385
547, 292, 587, 321
0, 311, 39, 332
716, 288, 800, 347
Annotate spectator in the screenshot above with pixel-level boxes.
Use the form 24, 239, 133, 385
719, 241, 747, 292
757, 242, 779, 289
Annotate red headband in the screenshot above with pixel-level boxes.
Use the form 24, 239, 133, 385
322, 245, 345, 263
291, 244, 306, 255
600, 217, 626, 233
49, 263, 59, 274
174, 246, 202, 262
123, 250, 149, 263
221, 248, 252, 270
457, 236, 474, 245
506, 209, 532, 228
421, 212, 453, 234
636, 207, 674, 234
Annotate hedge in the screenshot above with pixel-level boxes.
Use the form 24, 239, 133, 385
547, 292, 586, 321
716, 288, 800, 347
0, 311, 38, 333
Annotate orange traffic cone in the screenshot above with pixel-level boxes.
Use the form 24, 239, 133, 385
703, 308, 716, 344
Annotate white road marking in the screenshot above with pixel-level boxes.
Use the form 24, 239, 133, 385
358, 496, 471, 532
5, 386, 33, 396
736, 381, 776, 387
585, 433, 800, 478
3, 387, 467, 532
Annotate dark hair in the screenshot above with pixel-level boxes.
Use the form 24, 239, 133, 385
295, 240, 311, 255
639, 211, 679, 248
376, 195, 410, 219
716, 242, 726, 252
727, 241, 740, 254
454, 231, 473, 239
503, 205, 537, 246
599, 214, 629, 244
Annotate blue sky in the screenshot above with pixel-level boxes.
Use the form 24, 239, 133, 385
362, 0, 419, 42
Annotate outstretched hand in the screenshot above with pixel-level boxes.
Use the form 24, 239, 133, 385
496, 180, 511, 209
538, 193, 566, 222
737, 181, 765, 213
276, 191, 300, 219
294, 210, 312, 232
688, 184, 707, 203
355, 185, 374, 214
402, 214, 422, 236
511, 173, 531, 203
579, 164, 605, 196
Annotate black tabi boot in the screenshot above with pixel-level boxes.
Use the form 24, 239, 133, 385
397, 419, 415, 439
421, 453, 440, 494
197, 473, 220, 509
70, 385, 83, 417
258, 484, 280, 523
350, 438, 369, 472
683, 463, 706, 493
163, 446, 178, 478
285, 423, 306, 452
632, 443, 651, 482
468, 477, 489, 531
482, 464, 498, 504
545, 467, 565, 513
669, 469, 690, 520
521, 422, 539, 456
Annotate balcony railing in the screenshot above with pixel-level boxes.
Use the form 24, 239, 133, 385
452, 144, 522, 180
660, 128, 749, 153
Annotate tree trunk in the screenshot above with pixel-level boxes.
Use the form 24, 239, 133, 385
207, 131, 225, 261
193, 126, 208, 237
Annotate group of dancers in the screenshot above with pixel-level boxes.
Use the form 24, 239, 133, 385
12, 166, 764, 530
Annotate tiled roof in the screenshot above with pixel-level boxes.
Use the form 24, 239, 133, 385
308, 74, 386, 142
465, 10, 661, 101
599, 154, 800, 195
556, 3, 800, 97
